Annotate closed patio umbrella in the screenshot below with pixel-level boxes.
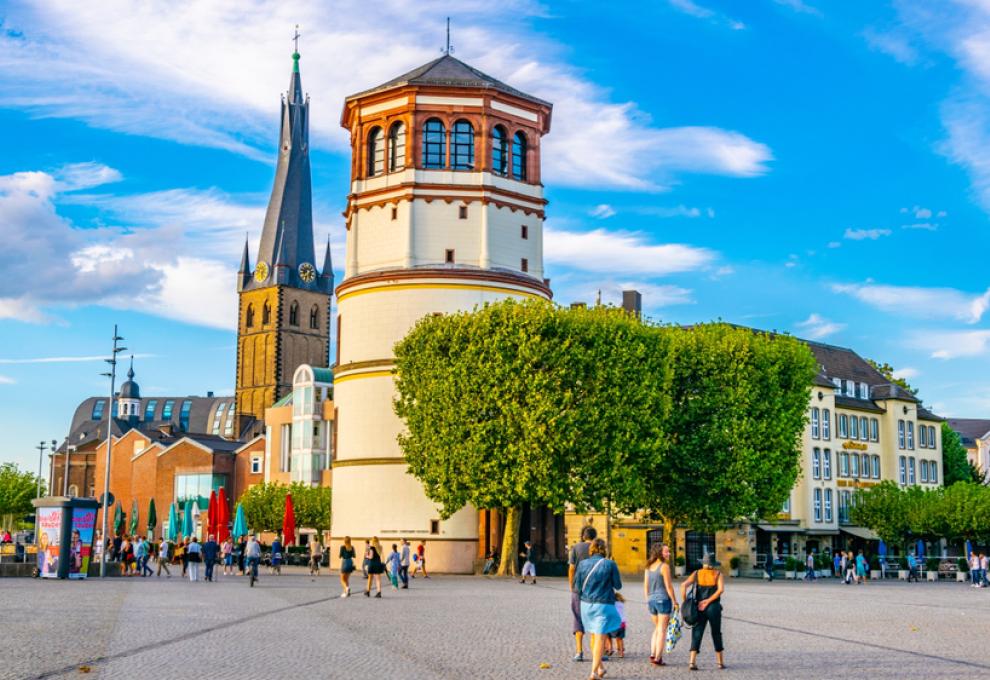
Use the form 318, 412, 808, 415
182, 499, 194, 538
966, 539, 973, 560
232, 502, 247, 540
878, 540, 887, 558
282, 493, 296, 546
129, 499, 139, 536
916, 539, 925, 559
167, 503, 179, 542
207, 490, 218, 538
217, 487, 230, 543
113, 503, 124, 536
146, 498, 157, 539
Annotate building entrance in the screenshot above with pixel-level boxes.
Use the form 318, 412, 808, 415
685, 531, 715, 573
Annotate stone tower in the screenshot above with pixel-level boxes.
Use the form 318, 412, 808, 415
331, 55, 553, 573
236, 49, 333, 432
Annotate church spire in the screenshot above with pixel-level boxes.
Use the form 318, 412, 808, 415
248, 44, 315, 290
320, 235, 333, 290
238, 235, 251, 291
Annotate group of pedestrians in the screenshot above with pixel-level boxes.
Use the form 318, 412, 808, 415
969, 553, 988, 587
337, 536, 427, 598
568, 526, 726, 677
104, 533, 243, 582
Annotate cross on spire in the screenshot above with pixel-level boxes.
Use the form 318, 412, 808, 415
293, 24, 301, 54
443, 17, 454, 55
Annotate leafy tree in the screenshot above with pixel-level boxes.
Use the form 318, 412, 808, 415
290, 483, 332, 534
866, 359, 917, 395
240, 482, 286, 533
394, 299, 671, 575
0, 463, 43, 531
644, 324, 818, 545
942, 422, 976, 486
850, 481, 912, 544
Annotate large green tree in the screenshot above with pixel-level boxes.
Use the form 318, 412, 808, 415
394, 299, 671, 575
290, 483, 332, 534
644, 324, 818, 543
866, 359, 917, 395
850, 481, 911, 544
240, 482, 286, 533
942, 422, 977, 486
0, 463, 43, 531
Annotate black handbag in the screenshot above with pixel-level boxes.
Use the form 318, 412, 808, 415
681, 584, 699, 626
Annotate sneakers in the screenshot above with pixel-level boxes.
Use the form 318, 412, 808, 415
374, 592, 382, 598
572, 653, 584, 663
364, 590, 370, 597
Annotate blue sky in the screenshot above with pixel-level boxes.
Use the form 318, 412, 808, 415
2, 0, 990, 472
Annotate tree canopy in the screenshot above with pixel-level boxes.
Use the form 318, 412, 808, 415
942, 422, 977, 486
240, 481, 332, 536
866, 359, 917, 395
0, 462, 43, 531
852, 481, 990, 545
393, 299, 818, 571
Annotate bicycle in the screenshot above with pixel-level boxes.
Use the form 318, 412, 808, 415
247, 556, 260, 587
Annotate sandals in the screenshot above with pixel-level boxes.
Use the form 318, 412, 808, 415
689, 663, 699, 671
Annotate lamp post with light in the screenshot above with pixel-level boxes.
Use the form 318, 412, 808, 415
98, 325, 126, 578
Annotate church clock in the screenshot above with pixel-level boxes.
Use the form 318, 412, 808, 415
298, 262, 316, 283
254, 261, 269, 282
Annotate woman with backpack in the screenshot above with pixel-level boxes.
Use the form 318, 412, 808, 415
644, 544, 678, 666
680, 554, 725, 671
574, 538, 622, 680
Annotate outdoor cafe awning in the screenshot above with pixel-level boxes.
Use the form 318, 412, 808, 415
840, 526, 880, 541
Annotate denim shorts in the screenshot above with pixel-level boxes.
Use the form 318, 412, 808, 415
648, 596, 672, 616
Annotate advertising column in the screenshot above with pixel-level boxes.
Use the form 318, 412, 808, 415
69, 506, 97, 579
36, 506, 62, 578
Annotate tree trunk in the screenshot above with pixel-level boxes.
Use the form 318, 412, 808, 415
663, 516, 676, 556
496, 505, 522, 577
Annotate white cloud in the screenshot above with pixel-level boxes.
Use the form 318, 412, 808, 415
0, 375, 15, 385
589, 204, 616, 219
544, 225, 717, 276
795, 313, 844, 340
911, 329, 990, 359
833, 282, 990, 324
0, 2, 770, 192
668, 0, 745, 30
913, 206, 933, 219
901, 222, 938, 231
893, 366, 920, 380
844, 227, 891, 240
827, 241, 841, 248
54, 162, 123, 192
0, 353, 155, 364
862, 27, 919, 65
773, 0, 822, 17
635, 204, 712, 219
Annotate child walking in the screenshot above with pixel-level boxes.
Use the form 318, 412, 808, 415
387, 543, 402, 590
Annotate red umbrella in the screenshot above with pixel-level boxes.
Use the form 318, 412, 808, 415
282, 493, 296, 546
207, 489, 218, 539
216, 487, 230, 543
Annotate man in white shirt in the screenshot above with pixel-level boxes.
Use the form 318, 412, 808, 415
399, 539, 411, 589
245, 534, 262, 582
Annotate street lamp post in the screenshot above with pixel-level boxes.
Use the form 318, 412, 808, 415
34, 441, 47, 542
98, 325, 126, 578
59, 439, 69, 496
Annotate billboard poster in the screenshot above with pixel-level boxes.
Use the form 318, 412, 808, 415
37, 506, 62, 578
69, 507, 96, 579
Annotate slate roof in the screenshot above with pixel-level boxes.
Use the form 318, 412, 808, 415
346, 54, 550, 107
947, 418, 990, 446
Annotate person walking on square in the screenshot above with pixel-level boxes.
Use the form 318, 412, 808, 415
645, 543, 678, 667
186, 536, 202, 582
362, 539, 371, 577
417, 540, 429, 578
339, 536, 356, 597
980, 553, 988, 587
309, 537, 323, 577
387, 543, 401, 590
202, 534, 219, 582
237, 535, 247, 575
844, 551, 856, 584
221, 537, 233, 575
137, 537, 153, 577
681, 554, 725, 671
569, 525, 597, 663
180, 537, 190, 577
156, 535, 171, 577
833, 551, 841, 579
804, 552, 816, 581
855, 550, 868, 585
907, 552, 918, 582
520, 540, 537, 584
971, 552, 982, 587
365, 537, 385, 598
574, 537, 622, 680
120, 536, 134, 576
270, 535, 283, 576
245, 534, 262, 585
112, 534, 122, 562
399, 538, 411, 588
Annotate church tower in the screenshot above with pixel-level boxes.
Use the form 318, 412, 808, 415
331, 55, 552, 572
236, 49, 333, 431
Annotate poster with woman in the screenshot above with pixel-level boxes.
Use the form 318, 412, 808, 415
69, 508, 96, 578
36, 507, 62, 578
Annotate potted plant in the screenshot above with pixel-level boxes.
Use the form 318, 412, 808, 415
898, 555, 909, 581
795, 559, 806, 579
957, 557, 970, 583
729, 555, 741, 577
674, 555, 685, 577
926, 557, 940, 581
783, 556, 796, 579
816, 553, 829, 578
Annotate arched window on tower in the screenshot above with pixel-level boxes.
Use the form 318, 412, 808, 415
422, 118, 446, 169
245, 304, 254, 328
309, 305, 319, 329
289, 301, 299, 326
388, 122, 406, 172
491, 125, 508, 176
262, 301, 271, 325
451, 120, 474, 170
367, 127, 384, 177
512, 131, 527, 180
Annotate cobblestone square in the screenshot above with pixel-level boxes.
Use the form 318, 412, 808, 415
2, 571, 987, 680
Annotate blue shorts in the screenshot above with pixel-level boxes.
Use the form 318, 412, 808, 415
648, 596, 672, 616
580, 601, 622, 635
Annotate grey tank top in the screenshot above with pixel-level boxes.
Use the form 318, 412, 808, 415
648, 565, 670, 600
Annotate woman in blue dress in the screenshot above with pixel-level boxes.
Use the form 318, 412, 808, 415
574, 538, 622, 680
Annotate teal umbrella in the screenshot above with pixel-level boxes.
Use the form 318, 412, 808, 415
232, 502, 247, 540
167, 503, 179, 542
182, 499, 194, 538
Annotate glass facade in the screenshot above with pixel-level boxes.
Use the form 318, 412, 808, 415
423, 119, 446, 168
162, 399, 175, 420
179, 400, 192, 430
92, 399, 106, 420
174, 473, 227, 510
451, 120, 474, 169
144, 399, 158, 421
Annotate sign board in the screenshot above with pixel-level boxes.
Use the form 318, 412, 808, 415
37, 506, 62, 578
68, 507, 97, 579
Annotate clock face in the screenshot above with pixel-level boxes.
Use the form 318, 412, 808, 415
254, 261, 269, 282
298, 262, 316, 283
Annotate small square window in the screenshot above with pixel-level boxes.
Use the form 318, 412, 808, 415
521, 258, 528, 272
521, 225, 528, 239
250, 456, 262, 474
391, 206, 398, 220
445, 249, 455, 264
458, 205, 468, 219
430, 519, 440, 535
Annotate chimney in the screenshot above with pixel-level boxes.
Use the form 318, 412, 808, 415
158, 424, 173, 437
207, 391, 214, 398
621, 290, 642, 319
